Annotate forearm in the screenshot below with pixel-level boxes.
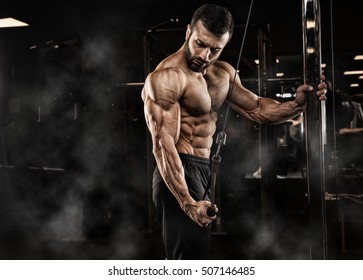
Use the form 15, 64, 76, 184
152, 141, 216, 227
247, 98, 304, 125
152, 140, 196, 209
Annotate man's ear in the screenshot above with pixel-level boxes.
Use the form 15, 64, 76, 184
185, 24, 191, 40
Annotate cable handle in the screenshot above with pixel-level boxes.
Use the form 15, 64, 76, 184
214, 131, 227, 157
206, 150, 222, 217
207, 207, 216, 217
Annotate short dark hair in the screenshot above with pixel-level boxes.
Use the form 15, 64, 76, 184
190, 4, 234, 39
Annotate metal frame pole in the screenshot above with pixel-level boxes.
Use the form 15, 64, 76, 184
258, 25, 276, 221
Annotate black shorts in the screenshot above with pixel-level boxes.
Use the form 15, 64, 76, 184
152, 153, 211, 259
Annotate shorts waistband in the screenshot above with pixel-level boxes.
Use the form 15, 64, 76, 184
179, 153, 210, 165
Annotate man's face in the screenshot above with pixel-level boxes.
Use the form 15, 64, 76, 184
184, 20, 230, 73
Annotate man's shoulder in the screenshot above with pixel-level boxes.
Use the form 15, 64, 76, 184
151, 65, 186, 76
206, 61, 234, 79
145, 64, 187, 102
212, 60, 234, 71
147, 66, 186, 89
148, 55, 189, 87
152, 51, 186, 73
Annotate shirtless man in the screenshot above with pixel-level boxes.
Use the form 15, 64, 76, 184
141, 4, 327, 259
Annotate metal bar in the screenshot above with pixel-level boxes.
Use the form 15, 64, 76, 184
115, 77, 303, 88
302, 0, 328, 259
257, 25, 276, 221
266, 77, 302, 82
0, 164, 64, 172
116, 82, 145, 87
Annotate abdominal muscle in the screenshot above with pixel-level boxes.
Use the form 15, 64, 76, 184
175, 112, 218, 158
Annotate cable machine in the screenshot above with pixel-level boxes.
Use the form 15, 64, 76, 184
143, 2, 329, 259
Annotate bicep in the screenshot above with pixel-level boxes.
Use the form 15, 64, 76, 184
144, 97, 181, 147
228, 79, 261, 121
143, 69, 183, 149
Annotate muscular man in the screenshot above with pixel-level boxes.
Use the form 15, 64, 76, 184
142, 4, 327, 259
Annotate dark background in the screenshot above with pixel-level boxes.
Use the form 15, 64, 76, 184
0, 0, 363, 259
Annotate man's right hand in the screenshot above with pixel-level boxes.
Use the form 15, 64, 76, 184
183, 200, 218, 227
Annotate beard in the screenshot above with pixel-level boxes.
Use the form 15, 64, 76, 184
184, 39, 218, 73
